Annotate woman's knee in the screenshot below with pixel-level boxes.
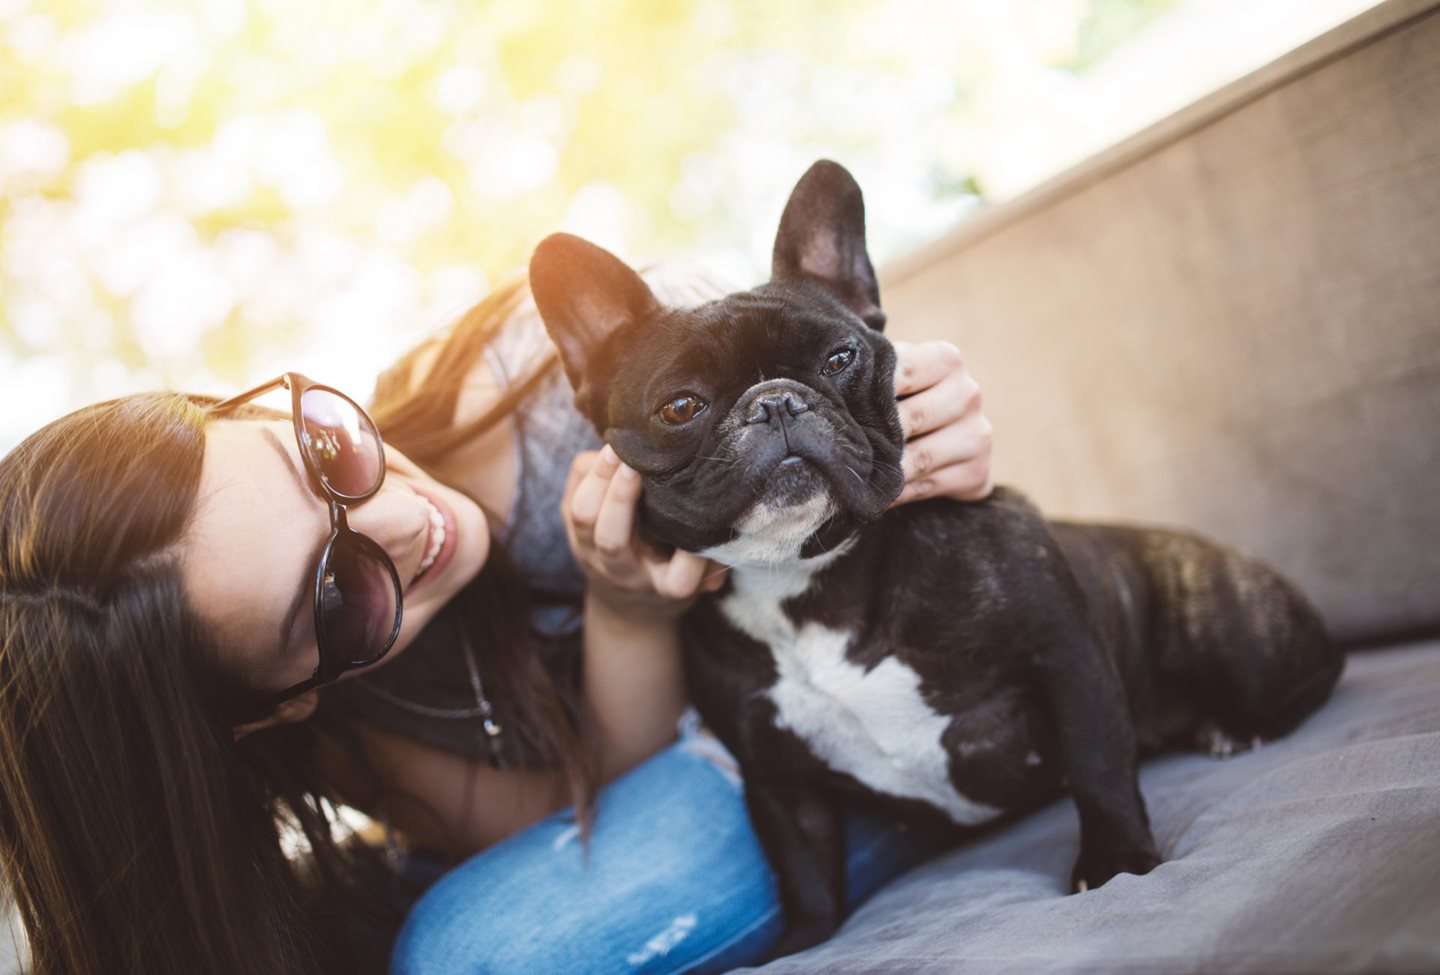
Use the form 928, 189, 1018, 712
391, 896, 582, 975
390, 739, 779, 974
390, 891, 495, 975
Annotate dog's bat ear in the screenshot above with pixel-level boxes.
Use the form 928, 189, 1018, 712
771, 160, 885, 331
529, 233, 659, 392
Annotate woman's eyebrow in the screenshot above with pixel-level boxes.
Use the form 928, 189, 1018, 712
261, 426, 309, 497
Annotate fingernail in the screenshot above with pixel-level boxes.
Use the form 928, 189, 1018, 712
617, 463, 639, 482
599, 444, 618, 464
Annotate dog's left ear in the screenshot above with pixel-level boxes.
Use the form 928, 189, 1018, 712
530, 233, 659, 392
771, 159, 885, 331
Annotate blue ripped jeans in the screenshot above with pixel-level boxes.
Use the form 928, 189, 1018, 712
389, 714, 954, 974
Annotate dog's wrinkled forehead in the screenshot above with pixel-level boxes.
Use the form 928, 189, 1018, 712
529, 158, 887, 425
610, 284, 869, 396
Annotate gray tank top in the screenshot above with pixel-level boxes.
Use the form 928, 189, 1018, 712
484, 307, 602, 637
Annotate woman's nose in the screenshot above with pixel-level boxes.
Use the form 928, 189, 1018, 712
342, 485, 426, 564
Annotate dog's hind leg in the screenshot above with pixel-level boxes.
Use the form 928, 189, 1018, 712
1150, 538, 1344, 753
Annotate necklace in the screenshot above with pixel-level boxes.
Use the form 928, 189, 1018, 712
369, 631, 506, 869
350, 632, 506, 769
459, 630, 506, 770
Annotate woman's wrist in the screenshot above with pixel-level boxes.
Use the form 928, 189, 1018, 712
584, 585, 690, 633
581, 588, 688, 778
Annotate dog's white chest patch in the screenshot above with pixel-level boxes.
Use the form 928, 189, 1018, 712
719, 572, 1002, 826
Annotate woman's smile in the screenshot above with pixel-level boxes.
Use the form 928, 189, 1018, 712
405, 481, 461, 594
183, 418, 490, 695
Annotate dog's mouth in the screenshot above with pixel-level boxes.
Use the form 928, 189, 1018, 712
742, 454, 836, 528
761, 454, 825, 503
701, 461, 838, 566
754, 441, 888, 516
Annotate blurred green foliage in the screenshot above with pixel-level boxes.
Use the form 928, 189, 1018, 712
0, 0, 1176, 444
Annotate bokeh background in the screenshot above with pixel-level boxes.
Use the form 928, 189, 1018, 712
0, 0, 1382, 452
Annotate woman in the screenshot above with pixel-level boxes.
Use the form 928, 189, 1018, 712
0, 270, 992, 975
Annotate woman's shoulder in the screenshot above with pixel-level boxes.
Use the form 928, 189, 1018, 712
397, 308, 546, 519
482, 297, 555, 391
406, 303, 551, 425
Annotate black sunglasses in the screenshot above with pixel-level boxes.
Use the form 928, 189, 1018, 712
213, 373, 403, 719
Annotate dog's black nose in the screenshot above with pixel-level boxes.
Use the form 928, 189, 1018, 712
744, 390, 810, 425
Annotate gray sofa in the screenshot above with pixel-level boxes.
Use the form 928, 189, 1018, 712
745, 2, 1440, 971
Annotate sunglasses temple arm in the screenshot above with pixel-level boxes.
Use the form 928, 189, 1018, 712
249, 673, 325, 723
214, 375, 290, 411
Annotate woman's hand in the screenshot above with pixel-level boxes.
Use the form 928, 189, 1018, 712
891, 340, 994, 506
562, 446, 727, 620
565, 446, 721, 776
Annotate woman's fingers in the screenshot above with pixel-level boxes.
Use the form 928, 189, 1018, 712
895, 416, 995, 504
896, 366, 982, 441
565, 446, 622, 550
644, 550, 728, 600
893, 339, 966, 399
592, 460, 643, 560
646, 549, 704, 599
566, 445, 732, 605
900, 414, 993, 483
890, 337, 994, 505
565, 446, 661, 591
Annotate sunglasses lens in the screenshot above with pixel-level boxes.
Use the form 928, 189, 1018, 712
319, 536, 400, 667
298, 388, 384, 498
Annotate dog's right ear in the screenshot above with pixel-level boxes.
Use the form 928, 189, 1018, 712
772, 159, 885, 331
529, 233, 659, 393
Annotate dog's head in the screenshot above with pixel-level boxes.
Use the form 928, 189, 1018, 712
530, 160, 904, 564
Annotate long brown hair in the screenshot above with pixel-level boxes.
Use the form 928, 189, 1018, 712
364, 275, 597, 836
0, 283, 593, 974
371, 275, 560, 462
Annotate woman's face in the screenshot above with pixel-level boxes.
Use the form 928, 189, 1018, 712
181, 418, 489, 718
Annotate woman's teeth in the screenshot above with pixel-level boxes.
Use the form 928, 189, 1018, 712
416, 496, 446, 577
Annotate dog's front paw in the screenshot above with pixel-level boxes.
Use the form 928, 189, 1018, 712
1070, 844, 1161, 893
1195, 722, 1264, 759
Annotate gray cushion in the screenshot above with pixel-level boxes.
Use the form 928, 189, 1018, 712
742, 640, 1440, 974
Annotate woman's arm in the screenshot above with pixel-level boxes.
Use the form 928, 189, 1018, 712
581, 595, 688, 780
560, 446, 723, 780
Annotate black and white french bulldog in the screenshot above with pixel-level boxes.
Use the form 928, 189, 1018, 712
529, 160, 1344, 955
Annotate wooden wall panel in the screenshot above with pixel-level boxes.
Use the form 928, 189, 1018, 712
880, 0, 1440, 643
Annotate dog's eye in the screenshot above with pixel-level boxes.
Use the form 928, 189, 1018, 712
657, 394, 707, 425
821, 348, 856, 376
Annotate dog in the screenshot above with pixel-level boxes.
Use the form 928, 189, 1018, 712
529, 160, 1344, 955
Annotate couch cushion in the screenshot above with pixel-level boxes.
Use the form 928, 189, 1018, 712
741, 639, 1440, 974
